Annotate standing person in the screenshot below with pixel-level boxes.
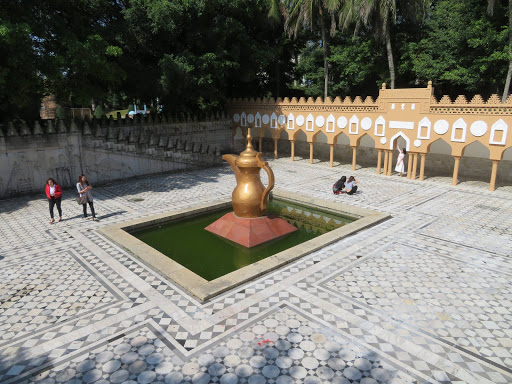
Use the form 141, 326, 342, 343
77, 175, 97, 221
45, 178, 63, 224
394, 143, 406, 177
343, 176, 358, 195
333, 176, 347, 195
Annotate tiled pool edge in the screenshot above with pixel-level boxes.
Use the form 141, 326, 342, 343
99, 190, 390, 301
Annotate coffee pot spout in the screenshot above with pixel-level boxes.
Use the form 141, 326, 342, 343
222, 154, 240, 182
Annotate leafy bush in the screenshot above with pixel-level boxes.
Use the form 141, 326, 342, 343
93, 105, 105, 119
55, 105, 69, 119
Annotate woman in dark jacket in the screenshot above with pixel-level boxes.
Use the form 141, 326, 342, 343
45, 178, 63, 224
333, 176, 347, 195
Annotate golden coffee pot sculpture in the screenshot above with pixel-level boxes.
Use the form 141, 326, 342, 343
223, 128, 275, 218
205, 129, 296, 248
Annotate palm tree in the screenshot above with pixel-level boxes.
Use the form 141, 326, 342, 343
337, 0, 430, 89
268, 0, 339, 98
488, 0, 512, 102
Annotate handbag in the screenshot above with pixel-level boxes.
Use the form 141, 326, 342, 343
76, 195, 88, 205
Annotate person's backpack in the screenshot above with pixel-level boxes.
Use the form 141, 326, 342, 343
333, 184, 341, 195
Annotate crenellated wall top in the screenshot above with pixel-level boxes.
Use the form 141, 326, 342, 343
226, 83, 512, 161
0, 111, 230, 138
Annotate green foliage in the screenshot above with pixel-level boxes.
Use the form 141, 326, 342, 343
0, 16, 43, 120
408, 0, 508, 97
0, 0, 511, 121
55, 105, 69, 120
329, 35, 387, 97
93, 105, 105, 119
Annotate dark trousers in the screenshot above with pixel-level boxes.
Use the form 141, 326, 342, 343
347, 185, 358, 195
49, 197, 62, 219
82, 200, 96, 218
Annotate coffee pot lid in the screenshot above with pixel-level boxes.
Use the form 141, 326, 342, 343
236, 128, 261, 167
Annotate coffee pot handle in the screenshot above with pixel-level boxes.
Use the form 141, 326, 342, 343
257, 153, 275, 213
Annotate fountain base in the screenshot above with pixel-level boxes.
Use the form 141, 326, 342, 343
205, 212, 298, 248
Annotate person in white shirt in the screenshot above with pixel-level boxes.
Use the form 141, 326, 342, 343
343, 176, 358, 195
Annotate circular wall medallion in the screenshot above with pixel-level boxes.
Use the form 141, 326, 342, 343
278, 115, 286, 126
233, 113, 240, 123
315, 115, 325, 128
295, 115, 305, 127
337, 116, 347, 129
434, 120, 449, 135
247, 114, 254, 124
361, 117, 372, 131
262, 114, 270, 125
414, 139, 422, 148
470, 120, 487, 137
380, 137, 387, 145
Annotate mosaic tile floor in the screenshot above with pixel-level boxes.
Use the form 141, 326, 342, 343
1, 156, 512, 384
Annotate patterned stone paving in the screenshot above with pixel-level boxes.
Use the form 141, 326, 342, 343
1, 155, 512, 383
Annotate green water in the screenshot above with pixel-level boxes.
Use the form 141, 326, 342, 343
132, 199, 355, 281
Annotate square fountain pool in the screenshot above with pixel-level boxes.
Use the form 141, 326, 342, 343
100, 190, 389, 300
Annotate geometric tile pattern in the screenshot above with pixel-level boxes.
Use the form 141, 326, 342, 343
0, 251, 118, 344
322, 242, 512, 371
1, 155, 512, 384
25, 306, 419, 384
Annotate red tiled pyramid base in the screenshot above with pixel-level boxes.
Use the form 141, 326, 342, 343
204, 212, 298, 248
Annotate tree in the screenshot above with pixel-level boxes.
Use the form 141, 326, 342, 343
409, 0, 507, 98
0, 16, 43, 121
338, 0, 431, 89
93, 105, 105, 119
268, 0, 335, 98
488, 0, 512, 102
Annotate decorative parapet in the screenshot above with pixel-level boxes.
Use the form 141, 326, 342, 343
226, 82, 512, 161
0, 111, 230, 137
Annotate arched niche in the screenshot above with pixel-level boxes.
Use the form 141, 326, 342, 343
459, 140, 492, 182
424, 138, 454, 178
293, 129, 309, 158
315, 130, 328, 143
496, 146, 512, 188
295, 129, 308, 142
233, 126, 246, 151
276, 128, 291, 155
357, 133, 378, 168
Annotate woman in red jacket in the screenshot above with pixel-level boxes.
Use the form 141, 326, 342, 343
45, 178, 63, 224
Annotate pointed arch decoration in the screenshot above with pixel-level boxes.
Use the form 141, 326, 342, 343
326, 114, 335, 132
375, 116, 386, 137
490, 119, 508, 145
389, 131, 411, 151
255, 112, 261, 128
270, 112, 277, 129
349, 115, 359, 135
451, 118, 467, 143
417, 117, 431, 140
306, 114, 314, 132
287, 113, 295, 130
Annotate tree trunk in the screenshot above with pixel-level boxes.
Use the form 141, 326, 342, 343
275, 58, 280, 97
319, 4, 328, 98
502, 0, 512, 102
385, 26, 396, 89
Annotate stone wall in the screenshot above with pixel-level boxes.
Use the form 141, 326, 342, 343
0, 114, 232, 198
